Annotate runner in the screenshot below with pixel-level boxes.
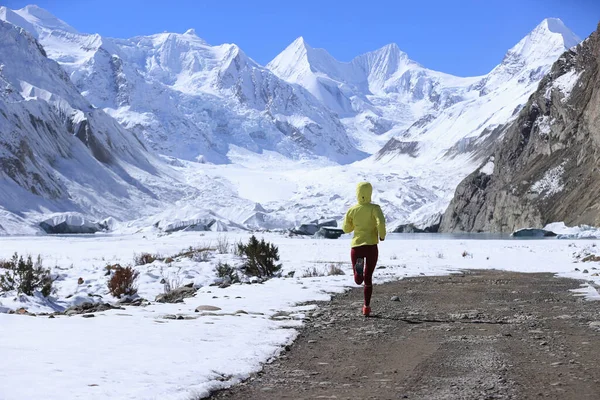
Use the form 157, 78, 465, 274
342, 181, 386, 316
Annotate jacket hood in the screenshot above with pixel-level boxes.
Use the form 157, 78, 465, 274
356, 182, 372, 205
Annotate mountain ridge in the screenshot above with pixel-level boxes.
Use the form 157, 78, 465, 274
0, 5, 586, 235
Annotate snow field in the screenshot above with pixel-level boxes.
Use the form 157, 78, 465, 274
1, 232, 600, 400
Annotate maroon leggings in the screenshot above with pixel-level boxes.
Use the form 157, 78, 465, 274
351, 245, 378, 306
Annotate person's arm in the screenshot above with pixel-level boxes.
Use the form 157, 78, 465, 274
375, 205, 386, 241
342, 209, 354, 233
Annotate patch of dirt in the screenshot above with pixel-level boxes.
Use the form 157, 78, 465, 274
209, 270, 600, 399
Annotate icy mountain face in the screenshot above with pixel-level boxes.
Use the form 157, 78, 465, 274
441, 23, 600, 233
0, 19, 194, 231
0, 7, 363, 164
475, 18, 581, 95
268, 37, 480, 153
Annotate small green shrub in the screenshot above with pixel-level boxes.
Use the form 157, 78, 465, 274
0, 253, 54, 297
237, 236, 282, 278
215, 262, 240, 283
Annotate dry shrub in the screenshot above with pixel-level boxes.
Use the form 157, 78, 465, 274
582, 254, 600, 263
107, 265, 139, 298
161, 267, 183, 294
173, 245, 213, 261
328, 264, 345, 276
303, 264, 345, 278
302, 267, 324, 278
134, 252, 158, 265
216, 235, 230, 254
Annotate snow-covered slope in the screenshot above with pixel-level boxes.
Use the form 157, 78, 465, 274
0, 19, 200, 233
0, 5, 362, 164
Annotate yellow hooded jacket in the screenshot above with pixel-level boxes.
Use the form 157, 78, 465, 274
342, 182, 386, 247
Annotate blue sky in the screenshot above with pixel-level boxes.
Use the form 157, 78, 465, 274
5, 0, 600, 76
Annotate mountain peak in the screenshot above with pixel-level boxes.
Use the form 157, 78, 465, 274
15, 4, 78, 33
22, 5, 56, 19
184, 28, 196, 36
267, 36, 315, 80
291, 36, 310, 49
283, 36, 314, 57
540, 18, 581, 49
505, 18, 581, 67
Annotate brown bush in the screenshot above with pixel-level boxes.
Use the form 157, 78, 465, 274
107, 266, 139, 298
104, 263, 120, 276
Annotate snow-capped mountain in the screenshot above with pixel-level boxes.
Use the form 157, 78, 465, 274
0, 5, 363, 164
0, 5, 583, 234
268, 37, 479, 153
441, 22, 599, 232
270, 19, 580, 157
265, 18, 580, 228
0, 19, 200, 233
377, 17, 580, 163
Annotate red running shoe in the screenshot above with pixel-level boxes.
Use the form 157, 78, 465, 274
362, 305, 371, 317
354, 258, 364, 285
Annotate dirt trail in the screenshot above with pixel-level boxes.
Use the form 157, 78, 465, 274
209, 270, 600, 400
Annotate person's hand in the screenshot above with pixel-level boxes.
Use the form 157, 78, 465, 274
380, 237, 385, 241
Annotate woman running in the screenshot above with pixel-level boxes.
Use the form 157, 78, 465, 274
342, 182, 386, 316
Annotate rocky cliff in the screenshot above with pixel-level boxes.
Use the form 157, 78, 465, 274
441, 23, 600, 233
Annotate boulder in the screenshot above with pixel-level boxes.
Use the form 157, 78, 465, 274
195, 305, 222, 312
293, 219, 340, 236
318, 219, 338, 228
155, 284, 197, 303
295, 223, 319, 236
394, 223, 426, 233
315, 227, 345, 239
512, 228, 557, 237
64, 302, 122, 315
394, 213, 442, 233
